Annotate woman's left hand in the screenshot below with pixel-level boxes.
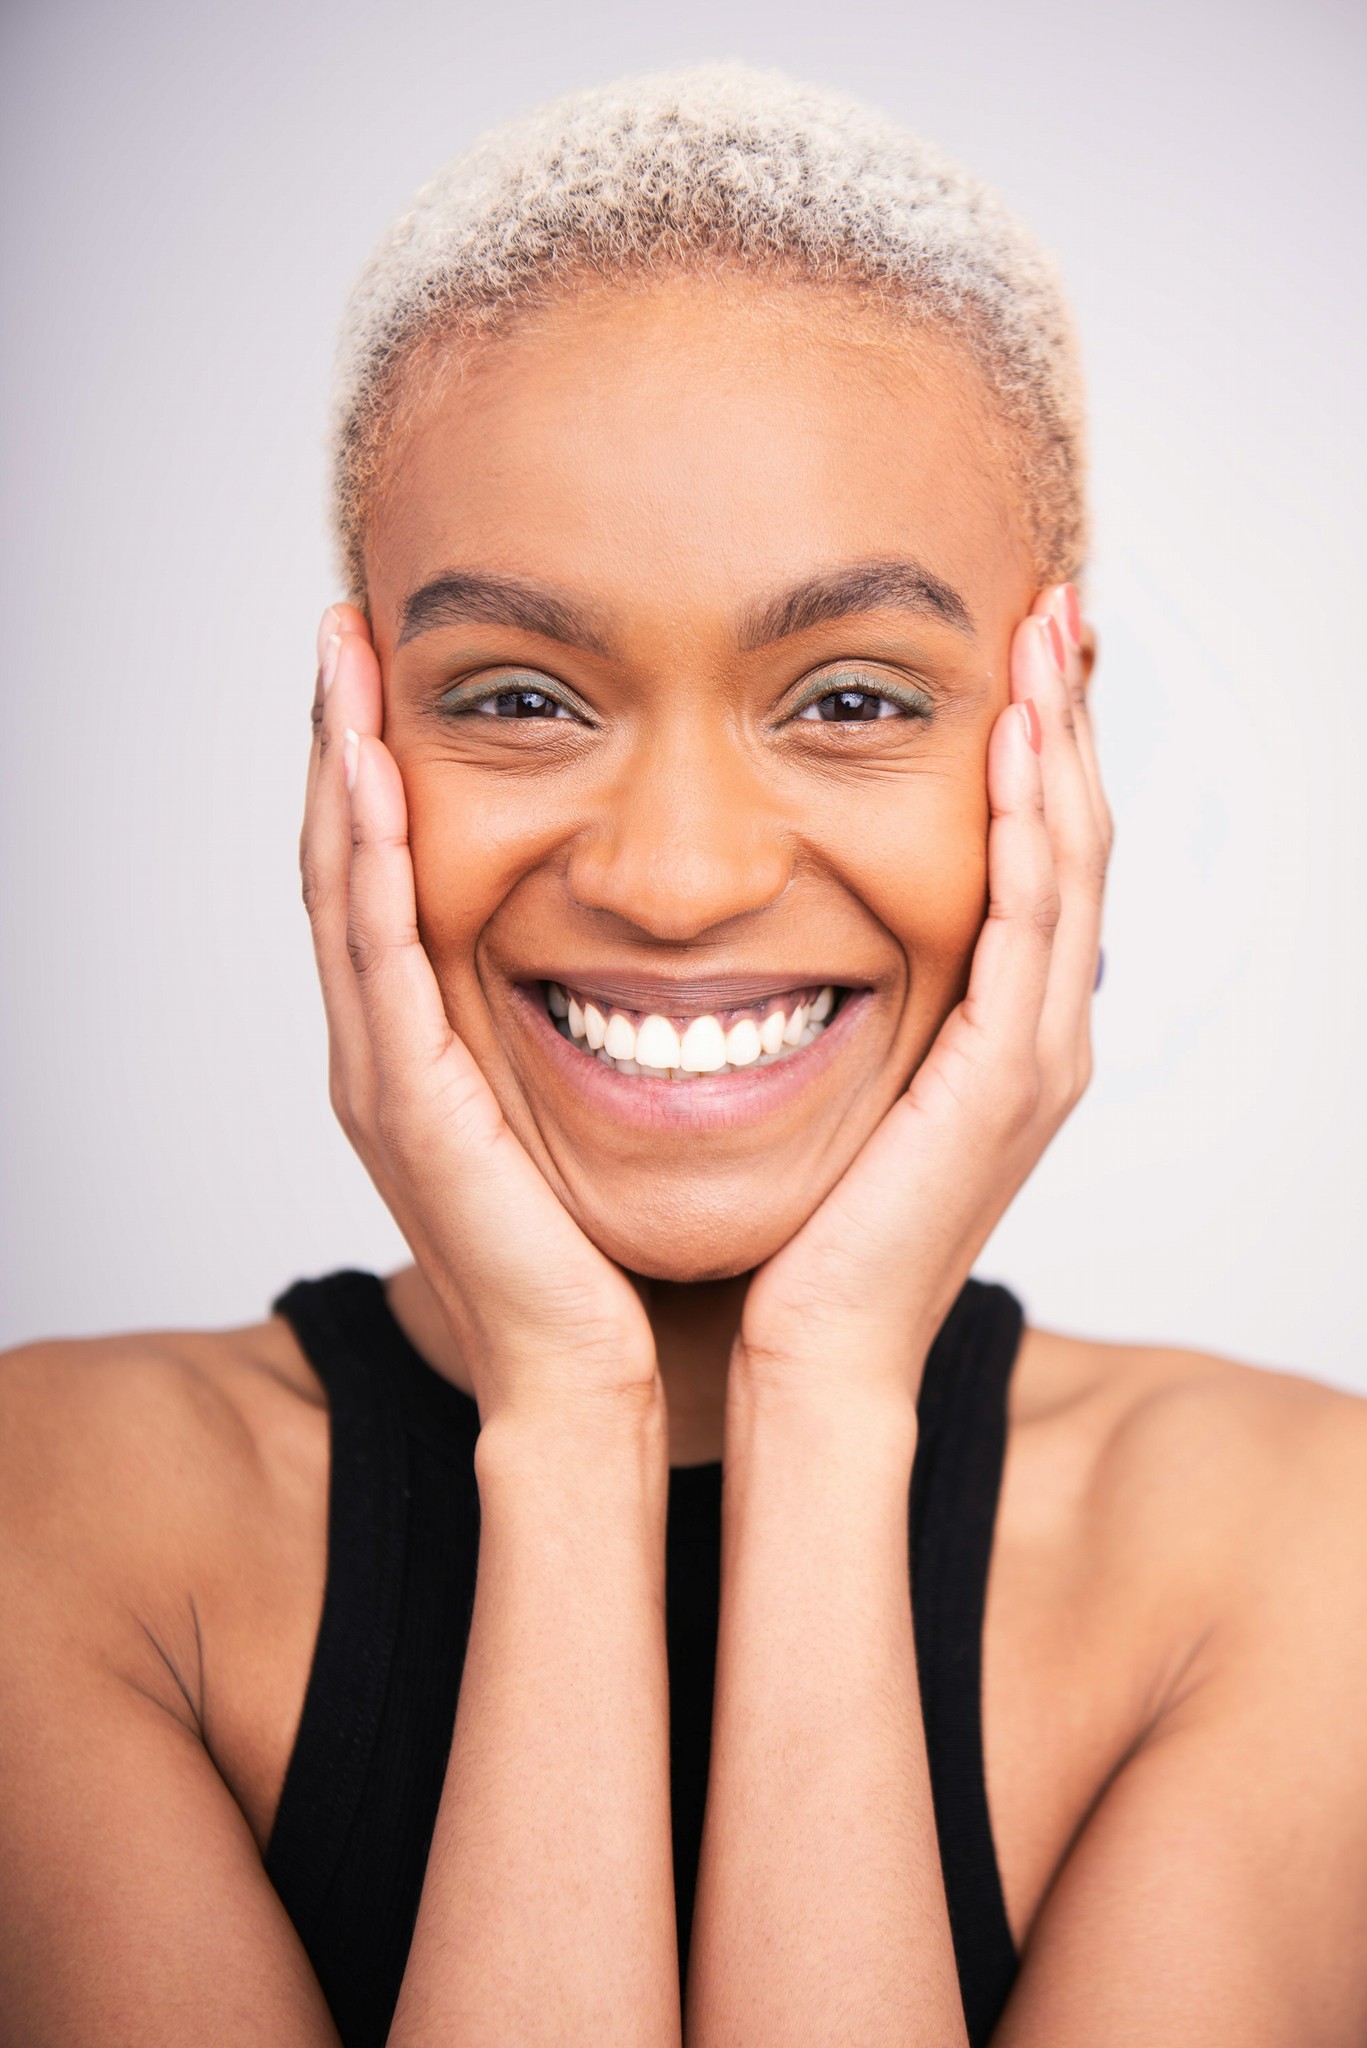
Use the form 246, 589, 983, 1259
736, 585, 1111, 1417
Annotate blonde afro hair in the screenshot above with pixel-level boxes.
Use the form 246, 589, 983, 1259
332, 63, 1087, 597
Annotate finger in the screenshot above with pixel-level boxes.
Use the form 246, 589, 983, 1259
1051, 583, 1113, 854
301, 619, 384, 1128
1016, 603, 1107, 1081
810, 695, 1055, 1319
304, 602, 366, 818
937, 675, 1058, 1123
343, 727, 474, 1093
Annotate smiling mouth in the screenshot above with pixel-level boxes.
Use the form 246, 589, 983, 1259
542, 980, 842, 1079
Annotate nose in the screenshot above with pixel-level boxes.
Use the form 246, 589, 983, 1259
565, 724, 793, 942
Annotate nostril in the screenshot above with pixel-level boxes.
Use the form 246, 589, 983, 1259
565, 846, 791, 941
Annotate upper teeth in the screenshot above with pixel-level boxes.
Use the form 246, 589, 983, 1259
546, 984, 839, 1077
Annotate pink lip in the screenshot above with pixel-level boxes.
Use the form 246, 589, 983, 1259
511, 983, 875, 1133
534, 969, 837, 1016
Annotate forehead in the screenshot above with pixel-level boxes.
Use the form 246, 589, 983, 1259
366, 275, 1034, 642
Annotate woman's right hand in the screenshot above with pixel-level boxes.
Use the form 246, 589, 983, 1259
300, 606, 658, 1431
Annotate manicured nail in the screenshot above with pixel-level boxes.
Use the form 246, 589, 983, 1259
316, 606, 341, 664
1018, 698, 1043, 753
342, 727, 359, 792
1041, 613, 1066, 673
1060, 584, 1082, 649
320, 633, 341, 695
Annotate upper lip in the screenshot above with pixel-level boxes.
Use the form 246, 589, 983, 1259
521, 971, 859, 1015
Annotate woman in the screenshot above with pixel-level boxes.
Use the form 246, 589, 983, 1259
3, 63, 1365, 2048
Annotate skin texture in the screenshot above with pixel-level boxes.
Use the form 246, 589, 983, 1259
2, 270, 1366, 2047
371, 279, 1034, 1282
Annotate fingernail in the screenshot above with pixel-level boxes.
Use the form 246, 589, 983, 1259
1060, 584, 1083, 649
1018, 698, 1043, 753
342, 727, 359, 792
320, 633, 341, 695
1041, 613, 1066, 674
316, 606, 341, 665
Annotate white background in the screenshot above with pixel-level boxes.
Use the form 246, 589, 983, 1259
2, 0, 1363, 1388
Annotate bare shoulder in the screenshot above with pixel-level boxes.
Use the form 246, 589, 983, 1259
0, 1323, 341, 2036
0, 1311, 324, 1559
991, 1322, 1367, 1965
1006, 1319, 1367, 1734
0, 1310, 328, 1780
1014, 1322, 1367, 1577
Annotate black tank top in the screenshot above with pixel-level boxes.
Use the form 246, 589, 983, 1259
266, 1270, 1022, 2047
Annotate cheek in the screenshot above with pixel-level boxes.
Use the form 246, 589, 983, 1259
812, 765, 989, 995
403, 763, 546, 993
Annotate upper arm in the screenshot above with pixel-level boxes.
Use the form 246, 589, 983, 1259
0, 1343, 340, 2048
995, 1384, 1367, 2047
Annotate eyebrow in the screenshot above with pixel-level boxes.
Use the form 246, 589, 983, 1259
396, 554, 974, 655
397, 571, 612, 654
739, 558, 974, 647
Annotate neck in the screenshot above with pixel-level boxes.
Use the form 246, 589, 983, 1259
385, 1262, 743, 1465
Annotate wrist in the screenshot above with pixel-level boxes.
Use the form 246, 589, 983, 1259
726, 1343, 920, 1473
474, 1377, 670, 1495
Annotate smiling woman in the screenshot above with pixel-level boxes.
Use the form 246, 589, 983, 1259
3, 61, 1367, 2048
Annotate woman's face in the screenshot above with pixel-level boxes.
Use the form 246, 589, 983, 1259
365, 274, 1039, 1281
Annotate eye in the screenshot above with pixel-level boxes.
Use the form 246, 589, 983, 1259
436, 671, 585, 722
474, 686, 572, 719
800, 687, 898, 722
791, 671, 934, 724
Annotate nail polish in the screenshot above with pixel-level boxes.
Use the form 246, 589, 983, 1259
1042, 613, 1066, 673
1019, 698, 1043, 753
1061, 584, 1082, 649
316, 606, 341, 665
343, 727, 359, 792
321, 633, 341, 695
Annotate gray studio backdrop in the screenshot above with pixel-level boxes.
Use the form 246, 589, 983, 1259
2, 0, 1364, 1387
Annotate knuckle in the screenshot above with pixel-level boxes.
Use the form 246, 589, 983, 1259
981, 1055, 1042, 1137
1065, 834, 1109, 902
327, 1066, 349, 1124
299, 851, 328, 919
1085, 836, 1110, 891
1031, 886, 1062, 945
329, 1059, 376, 1148
345, 922, 382, 979
328, 1072, 359, 1144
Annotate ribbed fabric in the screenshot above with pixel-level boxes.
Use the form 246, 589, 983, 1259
911, 1279, 1023, 2046
267, 1269, 1021, 2047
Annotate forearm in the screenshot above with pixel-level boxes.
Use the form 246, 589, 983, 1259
686, 1372, 967, 2048
389, 1393, 680, 2048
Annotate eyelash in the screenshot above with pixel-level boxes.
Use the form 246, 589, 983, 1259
437, 674, 585, 722
436, 669, 934, 726
791, 673, 935, 724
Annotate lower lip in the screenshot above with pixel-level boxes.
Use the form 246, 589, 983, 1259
512, 985, 875, 1133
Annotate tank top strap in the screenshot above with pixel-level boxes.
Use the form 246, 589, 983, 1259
910, 1275, 1023, 2045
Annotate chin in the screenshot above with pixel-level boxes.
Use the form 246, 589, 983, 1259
568, 1179, 818, 1284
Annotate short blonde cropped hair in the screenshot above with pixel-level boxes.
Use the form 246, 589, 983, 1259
332, 63, 1087, 598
